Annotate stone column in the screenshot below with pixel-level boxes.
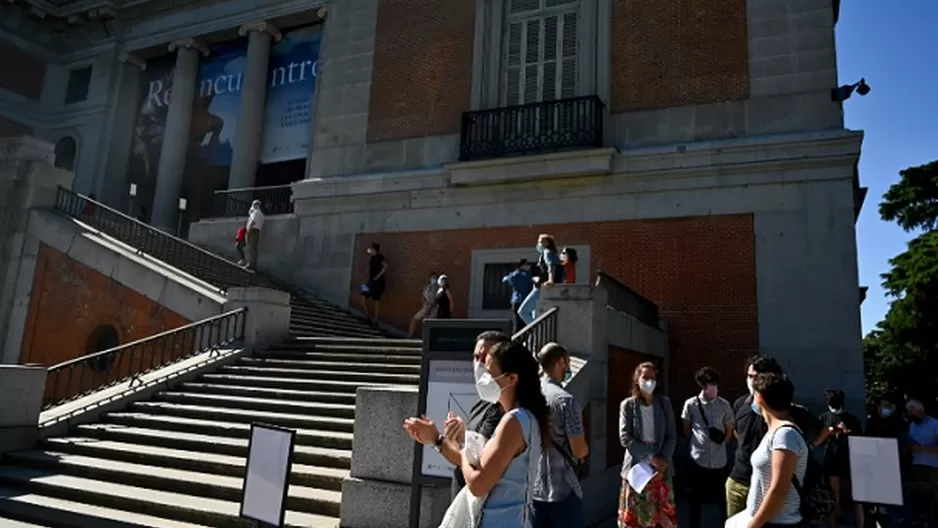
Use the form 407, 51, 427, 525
100, 53, 147, 208
0, 365, 47, 454
151, 38, 208, 231
228, 21, 282, 190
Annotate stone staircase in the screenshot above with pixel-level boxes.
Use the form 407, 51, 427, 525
0, 193, 423, 526
0, 336, 423, 527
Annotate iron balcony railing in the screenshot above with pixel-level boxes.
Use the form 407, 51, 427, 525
43, 309, 246, 410
512, 307, 558, 355
595, 269, 660, 328
459, 95, 604, 161
55, 187, 257, 292
211, 185, 293, 218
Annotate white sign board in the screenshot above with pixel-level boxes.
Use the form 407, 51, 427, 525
421, 359, 479, 478
849, 436, 904, 506
241, 424, 296, 526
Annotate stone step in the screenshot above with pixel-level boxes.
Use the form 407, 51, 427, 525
0, 469, 338, 528
46, 435, 348, 488
0, 488, 211, 528
256, 350, 423, 365
3, 452, 341, 517
288, 313, 378, 333
99, 413, 354, 450
128, 402, 355, 433
216, 365, 420, 384
237, 357, 421, 375
288, 308, 375, 329
198, 373, 401, 393
175, 383, 357, 405
288, 326, 385, 339
154, 391, 357, 418
266, 342, 423, 355
285, 336, 423, 349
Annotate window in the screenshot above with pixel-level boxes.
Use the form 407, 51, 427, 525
503, 0, 578, 105
482, 262, 517, 310
85, 324, 119, 373
54, 136, 77, 171
64, 66, 92, 104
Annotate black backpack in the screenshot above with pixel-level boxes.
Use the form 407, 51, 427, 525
773, 424, 836, 523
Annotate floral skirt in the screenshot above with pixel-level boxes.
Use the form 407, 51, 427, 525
617, 476, 678, 528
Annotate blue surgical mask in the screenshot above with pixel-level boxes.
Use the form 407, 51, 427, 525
536, 243, 545, 252
563, 366, 573, 383
750, 402, 761, 415
880, 407, 894, 418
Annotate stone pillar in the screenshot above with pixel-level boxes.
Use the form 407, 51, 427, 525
100, 53, 147, 208
0, 365, 47, 453
151, 38, 208, 231
229, 21, 281, 191
223, 287, 291, 352
0, 137, 74, 364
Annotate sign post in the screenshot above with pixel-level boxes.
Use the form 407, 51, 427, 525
240, 423, 297, 527
407, 318, 513, 528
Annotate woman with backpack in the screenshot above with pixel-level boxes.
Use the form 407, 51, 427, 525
745, 372, 810, 527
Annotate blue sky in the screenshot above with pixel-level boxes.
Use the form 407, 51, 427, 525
837, 0, 938, 334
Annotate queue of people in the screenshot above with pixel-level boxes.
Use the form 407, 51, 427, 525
401, 340, 938, 528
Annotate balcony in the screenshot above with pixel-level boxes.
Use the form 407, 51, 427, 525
458, 95, 605, 162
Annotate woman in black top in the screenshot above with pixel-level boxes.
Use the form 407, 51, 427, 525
435, 274, 453, 319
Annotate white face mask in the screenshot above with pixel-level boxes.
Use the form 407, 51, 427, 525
536, 243, 545, 252
430, 278, 438, 285
473, 360, 487, 383
746, 377, 754, 394
829, 406, 844, 415
475, 364, 505, 404
639, 378, 656, 394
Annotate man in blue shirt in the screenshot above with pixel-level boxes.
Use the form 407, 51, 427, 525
503, 259, 533, 334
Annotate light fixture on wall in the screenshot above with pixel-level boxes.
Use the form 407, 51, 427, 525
831, 78, 871, 102
127, 182, 137, 217
176, 198, 187, 237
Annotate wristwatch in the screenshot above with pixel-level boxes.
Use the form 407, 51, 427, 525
432, 434, 444, 453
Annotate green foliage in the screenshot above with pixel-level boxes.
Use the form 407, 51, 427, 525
864, 161, 938, 404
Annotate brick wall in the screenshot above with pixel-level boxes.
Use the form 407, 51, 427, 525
0, 116, 32, 138
350, 214, 760, 402
610, 0, 749, 113
367, 0, 475, 143
0, 40, 47, 101
19, 244, 190, 366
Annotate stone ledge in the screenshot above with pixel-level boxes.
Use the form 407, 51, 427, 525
447, 148, 617, 187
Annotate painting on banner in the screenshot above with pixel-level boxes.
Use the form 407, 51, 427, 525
189, 39, 249, 167
259, 25, 322, 164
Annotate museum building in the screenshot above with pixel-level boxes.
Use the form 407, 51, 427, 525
0, 0, 867, 407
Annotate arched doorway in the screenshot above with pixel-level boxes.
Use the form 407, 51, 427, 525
85, 324, 119, 372
54, 136, 77, 171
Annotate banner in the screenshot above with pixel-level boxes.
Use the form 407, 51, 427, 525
124, 54, 176, 218
190, 39, 249, 167
259, 26, 322, 164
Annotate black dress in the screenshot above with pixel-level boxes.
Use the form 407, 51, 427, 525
435, 288, 452, 319
819, 410, 864, 478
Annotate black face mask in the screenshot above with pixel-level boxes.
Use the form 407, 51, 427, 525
910, 414, 925, 424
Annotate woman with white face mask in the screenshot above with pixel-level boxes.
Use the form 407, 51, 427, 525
617, 362, 678, 528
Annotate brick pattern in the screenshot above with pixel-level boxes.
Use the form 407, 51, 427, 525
0, 115, 32, 138
350, 214, 759, 403
610, 0, 750, 113
606, 346, 661, 468
19, 244, 190, 366
0, 40, 46, 101
367, 0, 475, 143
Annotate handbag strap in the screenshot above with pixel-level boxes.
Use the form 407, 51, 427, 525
551, 437, 579, 469
695, 396, 712, 428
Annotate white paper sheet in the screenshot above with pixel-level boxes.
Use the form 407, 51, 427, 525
626, 462, 657, 494
849, 436, 904, 506
725, 511, 751, 528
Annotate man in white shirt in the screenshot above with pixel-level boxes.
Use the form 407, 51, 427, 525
245, 200, 264, 270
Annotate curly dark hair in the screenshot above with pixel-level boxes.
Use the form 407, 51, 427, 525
489, 341, 552, 448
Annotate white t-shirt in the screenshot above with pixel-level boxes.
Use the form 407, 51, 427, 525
247, 208, 265, 231
746, 424, 807, 524
640, 404, 655, 443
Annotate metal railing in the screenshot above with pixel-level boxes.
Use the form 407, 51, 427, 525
595, 269, 660, 328
55, 187, 257, 292
512, 307, 558, 354
43, 309, 247, 410
211, 185, 293, 218
459, 95, 604, 161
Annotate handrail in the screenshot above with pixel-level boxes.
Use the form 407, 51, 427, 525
512, 307, 558, 354
595, 269, 660, 328
43, 308, 247, 410
54, 187, 257, 292
211, 184, 293, 218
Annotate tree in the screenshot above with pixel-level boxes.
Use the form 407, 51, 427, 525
864, 160, 938, 404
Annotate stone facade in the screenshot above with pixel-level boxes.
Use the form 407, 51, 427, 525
19, 244, 190, 366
